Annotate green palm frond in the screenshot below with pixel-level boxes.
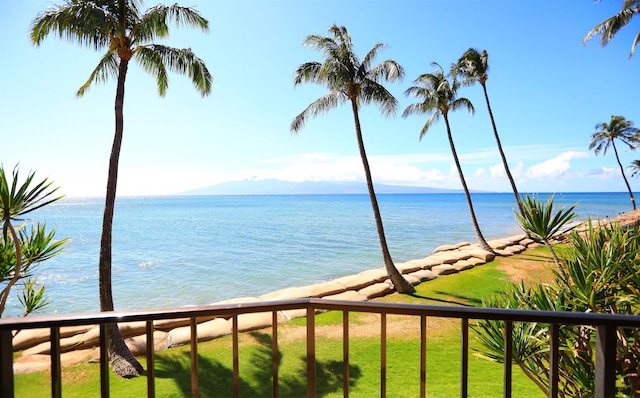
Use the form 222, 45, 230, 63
589, 115, 640, 155
134, 4, 208, 43
583, 0, 640, 58
290, 92, 341, 133
77, 50, 119, 96
136, 45, 212, 97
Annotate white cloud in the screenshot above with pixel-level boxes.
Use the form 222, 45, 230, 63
525, 151, 588, 179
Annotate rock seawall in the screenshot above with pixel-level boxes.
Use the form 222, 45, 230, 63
13, 233, 542, 374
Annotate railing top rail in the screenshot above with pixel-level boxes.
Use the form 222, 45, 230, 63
1, 298, 639, 331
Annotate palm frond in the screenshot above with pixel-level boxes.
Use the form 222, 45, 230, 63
76, 50, 119, 97
138, 44, 212, 97
293, 62, 323, 86
290, 91, 341, 133
31, 1, 117, 49
134, 4, 208, 43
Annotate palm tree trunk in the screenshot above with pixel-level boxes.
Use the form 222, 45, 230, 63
612, 141, 637, 210
99, 58, 143, 378
350, 101, 415, 294
481, 83, 525, 217
443, 115, 494, 254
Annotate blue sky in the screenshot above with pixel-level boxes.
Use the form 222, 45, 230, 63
1, 0, 639, 197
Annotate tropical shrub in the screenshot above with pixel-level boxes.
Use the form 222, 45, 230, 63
474, 220, 640, 396
0, 166, 68, 318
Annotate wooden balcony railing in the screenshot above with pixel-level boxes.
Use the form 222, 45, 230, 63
1, 298, 639, 398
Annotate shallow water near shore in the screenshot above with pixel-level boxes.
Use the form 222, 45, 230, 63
5, 192, 632, 317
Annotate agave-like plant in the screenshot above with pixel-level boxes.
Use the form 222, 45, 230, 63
0, 166, 68, 317
474, 221, 640, 395
514, 193, 577, 278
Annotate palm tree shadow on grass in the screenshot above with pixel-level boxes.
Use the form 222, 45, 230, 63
409, 293, 479, 307
154, 330, 361, 397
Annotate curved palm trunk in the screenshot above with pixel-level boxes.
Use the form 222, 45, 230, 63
443, 114, 494, 254
350, 100, 415, 294
481, 83, 525, 216
99, 58, 144, 378
612, 141, 637, 210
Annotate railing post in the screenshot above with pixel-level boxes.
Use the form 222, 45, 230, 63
100, 324, 110, 398
306, 305, 316, 397
272, 311, 279, 398
595, 325, 616, 398
51, 327, 62, 398
146, 320, 155, 398
548, 323, 559, 398
190, 317, 198, 398
343, 311, 350, 398
503, 321, 512, 398
0, 328, 14, 398
461, 318, 468, 398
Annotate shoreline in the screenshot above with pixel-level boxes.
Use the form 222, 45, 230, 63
12, 209, 640, 374
12, 232, 535, 374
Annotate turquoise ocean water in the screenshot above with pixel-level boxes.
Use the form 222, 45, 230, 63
5, 192, 634, 317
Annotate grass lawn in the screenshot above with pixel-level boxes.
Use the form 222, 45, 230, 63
13, 247, 557, 397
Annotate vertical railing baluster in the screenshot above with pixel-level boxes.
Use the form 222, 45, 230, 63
503, 321, 513, 398
381, 312, 387, 398
548, 323, 559, 398
190, 318, 198, 398
306, 306, 316, 397
595, 325, 617, 397
272, 311, 279, 398
100, 324, 110, 398
146, 320, 155, 398
51, 327, 62, 398
461, 318, 468, 398
233, 315, 239, 398
420, 315, 426, 398
0, 328, 13, 398
343, 311, 350, 398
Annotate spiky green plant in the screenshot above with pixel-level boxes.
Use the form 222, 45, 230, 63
514, 193, 576, 278
0, 166, 68, 317
474, 221, 640, 396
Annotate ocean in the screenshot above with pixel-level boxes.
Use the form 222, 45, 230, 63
4, 192, 633, 318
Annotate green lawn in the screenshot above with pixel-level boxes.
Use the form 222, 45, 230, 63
14, 248, 554, 397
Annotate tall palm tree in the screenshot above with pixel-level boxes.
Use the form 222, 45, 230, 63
291, 25, 415, 294
583, 0, 640, 59
589, 115, 639, 210
403, 63, 494, 254
31, 0, 212, 377
454, 48, 525, 218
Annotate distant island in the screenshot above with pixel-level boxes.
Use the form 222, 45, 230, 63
180, 179, 481, 196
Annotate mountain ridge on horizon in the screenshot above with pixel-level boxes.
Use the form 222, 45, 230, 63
180, 179, 482, 196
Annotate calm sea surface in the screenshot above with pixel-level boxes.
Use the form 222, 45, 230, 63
6, 192, 633, 317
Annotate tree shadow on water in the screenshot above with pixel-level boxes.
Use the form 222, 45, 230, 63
154, 330, 361, 397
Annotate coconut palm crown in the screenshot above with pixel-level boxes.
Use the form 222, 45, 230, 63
583, 0, 640, 58
31, 0, 212, 378
454, 48, 525, 218
403, 62, 495, 254
291, 24, 415, 294
589, 115, 639, 210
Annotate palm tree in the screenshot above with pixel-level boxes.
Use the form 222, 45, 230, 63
31, 0, 212, 377
454, 48, 525, 218
403, 63, 494, 254
589, 115, 639, 210
291, 25, 415, 294
583, 0, 640, 58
